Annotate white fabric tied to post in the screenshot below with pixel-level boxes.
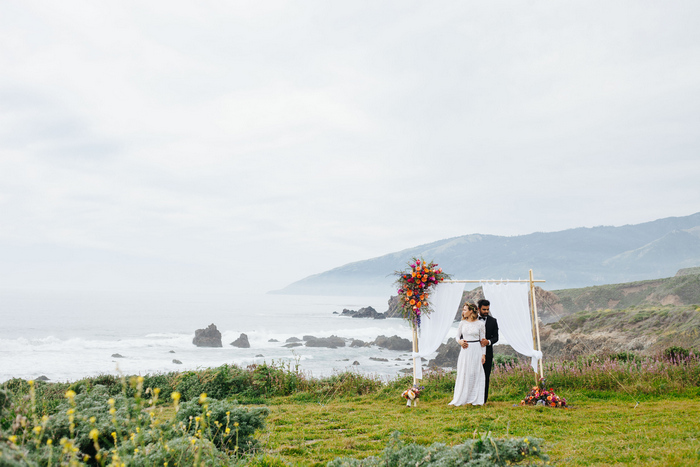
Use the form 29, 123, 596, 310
412, 282, 465, 380
481, 282, 543, 373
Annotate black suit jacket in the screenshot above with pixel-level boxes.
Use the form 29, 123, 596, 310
483, 315, 499, 359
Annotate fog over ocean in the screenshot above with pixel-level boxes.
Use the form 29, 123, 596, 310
0, 290, 455, 383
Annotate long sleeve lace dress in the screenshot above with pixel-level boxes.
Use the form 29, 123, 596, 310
448, 319, 486, 406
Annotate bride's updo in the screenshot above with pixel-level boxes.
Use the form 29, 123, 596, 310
461, 303, 478, 320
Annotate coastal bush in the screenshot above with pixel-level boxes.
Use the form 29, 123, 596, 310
493, 353, 518, 368
327, 431, 548, 466
609, 351, 639, 362
175, 397, 269, 453
0, 376, 270, 466
663, 346, 691, 362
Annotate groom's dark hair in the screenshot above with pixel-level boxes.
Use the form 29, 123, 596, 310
477, 299, 490, 309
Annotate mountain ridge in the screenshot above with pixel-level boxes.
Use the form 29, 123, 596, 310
272, 212, 700, 295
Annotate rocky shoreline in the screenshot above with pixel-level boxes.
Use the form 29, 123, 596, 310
193, 323, 414, 351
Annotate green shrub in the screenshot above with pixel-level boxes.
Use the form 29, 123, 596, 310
494, 354, 519, 368
663, 346, 691, 361
327, 431, 548, 466
175, 397, 269, 453
610, 351, 638, 362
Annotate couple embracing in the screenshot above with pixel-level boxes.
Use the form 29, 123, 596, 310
448, 299, 499, 407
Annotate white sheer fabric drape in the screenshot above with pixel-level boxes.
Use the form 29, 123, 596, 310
481, 282, 543, 372
412, 282, 465, 379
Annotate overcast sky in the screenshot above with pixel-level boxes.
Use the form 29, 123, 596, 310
1, 1, 699, 294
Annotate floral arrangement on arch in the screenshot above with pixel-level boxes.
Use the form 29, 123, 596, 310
520, 378, 567, 408
394, 258, 450, 328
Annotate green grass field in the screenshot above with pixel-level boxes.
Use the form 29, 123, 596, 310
256, 391, 700, 466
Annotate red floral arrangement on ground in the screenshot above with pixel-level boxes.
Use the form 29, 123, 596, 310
394, 258, 450, 328
521, 378, 567, 407
401, 385, 424, 400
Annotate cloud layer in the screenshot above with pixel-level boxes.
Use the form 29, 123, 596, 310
1, 1, 699, 293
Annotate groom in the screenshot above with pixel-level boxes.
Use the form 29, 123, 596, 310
478, 299, 499, 403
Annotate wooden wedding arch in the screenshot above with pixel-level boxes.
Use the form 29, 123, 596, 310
411, 269, 546, 385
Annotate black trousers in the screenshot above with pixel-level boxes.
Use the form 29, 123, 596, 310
483, 352, 493, 403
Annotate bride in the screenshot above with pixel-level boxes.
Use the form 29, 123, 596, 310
448, 303, 486, 406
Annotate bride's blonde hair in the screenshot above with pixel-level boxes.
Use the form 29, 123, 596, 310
461, 303, 478, 320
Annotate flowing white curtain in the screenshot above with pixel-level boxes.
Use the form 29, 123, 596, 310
481, 282, 543, 372
412, 282, 465, 380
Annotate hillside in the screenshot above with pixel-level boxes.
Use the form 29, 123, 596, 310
272, 212, 700, 295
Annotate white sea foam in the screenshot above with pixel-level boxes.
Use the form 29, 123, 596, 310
0, 290, 450, 382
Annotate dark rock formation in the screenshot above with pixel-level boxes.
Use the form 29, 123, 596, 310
36, 375, 50, 382
302, 335, 316, 341
350, 339, 367, 347
373, 335, 412, 351
428, 341, 519, 368
169, 350, 176, 354
340, 306, 386, 319
370, 357, 388, 362
305, 335, 345, 348
286, 337, 301, 343
255, 354, 264, 357
111, 353, 125, 358
172, 359, 182, 364
230, 333, 250, 348
352, 361, 360, 365
193, 324, 223, 348
427, 340, 460, 368
268, 339, 279, 343
283, 343, 303, 348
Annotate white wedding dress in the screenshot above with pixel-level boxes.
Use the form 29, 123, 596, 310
448, 319, 486, 406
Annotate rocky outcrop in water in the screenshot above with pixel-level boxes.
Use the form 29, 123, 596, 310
305, 335, 345, 348
373, 335, 412, 351
230, 333, 250, 348
340, 306, 386, 319
193, 324, 223, 348
428, 341, 518, 368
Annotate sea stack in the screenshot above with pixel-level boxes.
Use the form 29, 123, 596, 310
193, 324, 223, 347
230, 333, 251, 348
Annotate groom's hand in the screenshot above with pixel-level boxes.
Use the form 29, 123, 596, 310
480, 338, 489, 347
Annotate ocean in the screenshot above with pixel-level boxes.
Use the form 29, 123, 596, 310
0, 289, 456, 383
